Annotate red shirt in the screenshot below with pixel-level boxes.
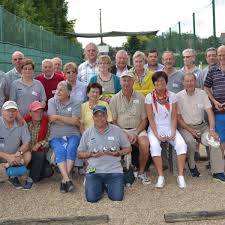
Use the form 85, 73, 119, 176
55, 71, 66, 80
36, 73, 64, 110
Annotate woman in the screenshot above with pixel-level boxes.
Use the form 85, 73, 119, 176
89, 55, 121, 103
129, 51, 154, 96
48, 81, 81, 193
145, 71, 187, 188
80, 82, 112, 133
64, 62, 87, 103
10, 58, 46, 116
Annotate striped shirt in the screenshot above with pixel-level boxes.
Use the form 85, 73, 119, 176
204, 65, 225, 112
77, 61, 98, 84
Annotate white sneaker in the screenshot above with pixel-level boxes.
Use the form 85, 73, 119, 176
177, 176, 186, 189
137, 173, 151, 185
155, 176, 165, 188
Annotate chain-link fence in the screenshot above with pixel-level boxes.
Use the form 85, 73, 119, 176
0, 5, 83, 73
145, 0, 224, 67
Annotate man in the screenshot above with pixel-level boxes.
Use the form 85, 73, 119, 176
109, 71, 150, 185
23, 101, 53, 189
111, 50, 131, 78
162, 51, 184, 93
77, 42, 99, 84
4, 51, 24, 98
204, 45, 225, 159
36, 59, 64, 110
78, 105, 131, 202
202, 47, 218, 83
177, 73, 225, 182
52, 57, 66, 79
0, 101, 31, 189
144, 48, 164, 72
180, 48, 203, 88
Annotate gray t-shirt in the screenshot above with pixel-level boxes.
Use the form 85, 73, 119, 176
167, 69, 184, 94
9, 79, 46, 116
78, 124, 130, 173
48, 97, 81, 140
4, 68, 22, 97
0, 117, 30, 154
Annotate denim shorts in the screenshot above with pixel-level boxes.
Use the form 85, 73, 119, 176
50, 135, 80, 164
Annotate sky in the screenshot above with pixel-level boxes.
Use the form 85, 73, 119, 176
67, 0, 225, 48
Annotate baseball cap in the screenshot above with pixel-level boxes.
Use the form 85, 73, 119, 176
120, 71, 133, 78
29, 101, 44, 112
93, 105, 107, 114
2, 101, 18, 110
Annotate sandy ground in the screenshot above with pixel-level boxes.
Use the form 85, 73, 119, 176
1, 149, 225, 225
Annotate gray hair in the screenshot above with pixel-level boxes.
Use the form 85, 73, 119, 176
132, 51, 146, 63
116, 50, 128, 58
182, 48, 196, 56
42, 59, 53, 66
57, 81, 72, 95
162, 51, 175, 59
52, 57, 62, 65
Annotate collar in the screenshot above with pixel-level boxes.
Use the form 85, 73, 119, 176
94, 123, 110, 134
1, 117, 18, 129
13, 67, 22, 76
44, 73, 55, 80
185, 88, 197, 96
86, 60, 97, 67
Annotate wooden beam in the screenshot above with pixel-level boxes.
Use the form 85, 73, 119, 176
0, 215, 109, 225
164, 210, 225, 223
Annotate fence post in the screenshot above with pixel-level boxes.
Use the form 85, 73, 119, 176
192, 12, 196, 49
23, 18, 26, 47
169, 27, 172, 50
0, 5, 3, 43
212, 0, 217, 46
178, 21, 182, 54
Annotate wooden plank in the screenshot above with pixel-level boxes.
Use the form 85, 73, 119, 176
165, 210, 225, 223
0, 215, 109, 225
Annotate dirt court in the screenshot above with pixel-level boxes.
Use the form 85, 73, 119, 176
1, 155, 225, 225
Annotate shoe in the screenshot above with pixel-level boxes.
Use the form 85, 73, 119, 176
189, 165, 201, 177
206, 162, 211, 170
177, 176, 186, 188
23, 181, 33, 190
8, 177, 22, 189
155, 176, 165, 188
137, 173, 151, 185
60, 182, 67, 193
213, 173, 225, 184
66, 180, 75, 192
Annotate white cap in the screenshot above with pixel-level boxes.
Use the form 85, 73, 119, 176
120, 71, 133, 78
2, 101, 18, 110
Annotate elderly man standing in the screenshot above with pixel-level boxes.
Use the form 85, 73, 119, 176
36, 59, 64, 110
180, 48, 203, 89
162, 51, 184, 93
177, 73, 225, 182
78, 105, 131, 202
0, 101, 31, 189
23, 101, 53, 189
4, 51, 24, 99
109, 71, 150, 185
111, 50, 131, 78
204, 45, 225, 165
52, 57, 66, 79
78, 42, 99, 84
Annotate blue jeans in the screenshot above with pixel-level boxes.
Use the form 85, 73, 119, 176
85, 173, 124, 203
50, 135, 80, 164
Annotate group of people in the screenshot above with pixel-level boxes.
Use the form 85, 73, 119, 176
0, 41, 225, 203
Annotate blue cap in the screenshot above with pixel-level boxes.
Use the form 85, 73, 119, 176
93, 105, 107, 114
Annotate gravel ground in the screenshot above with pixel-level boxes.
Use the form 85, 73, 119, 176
1, 154, 225, 225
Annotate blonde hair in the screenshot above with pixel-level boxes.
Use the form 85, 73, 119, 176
63, 62, 78, 74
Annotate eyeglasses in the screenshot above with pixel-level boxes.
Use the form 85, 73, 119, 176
99, 62, 109, 65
